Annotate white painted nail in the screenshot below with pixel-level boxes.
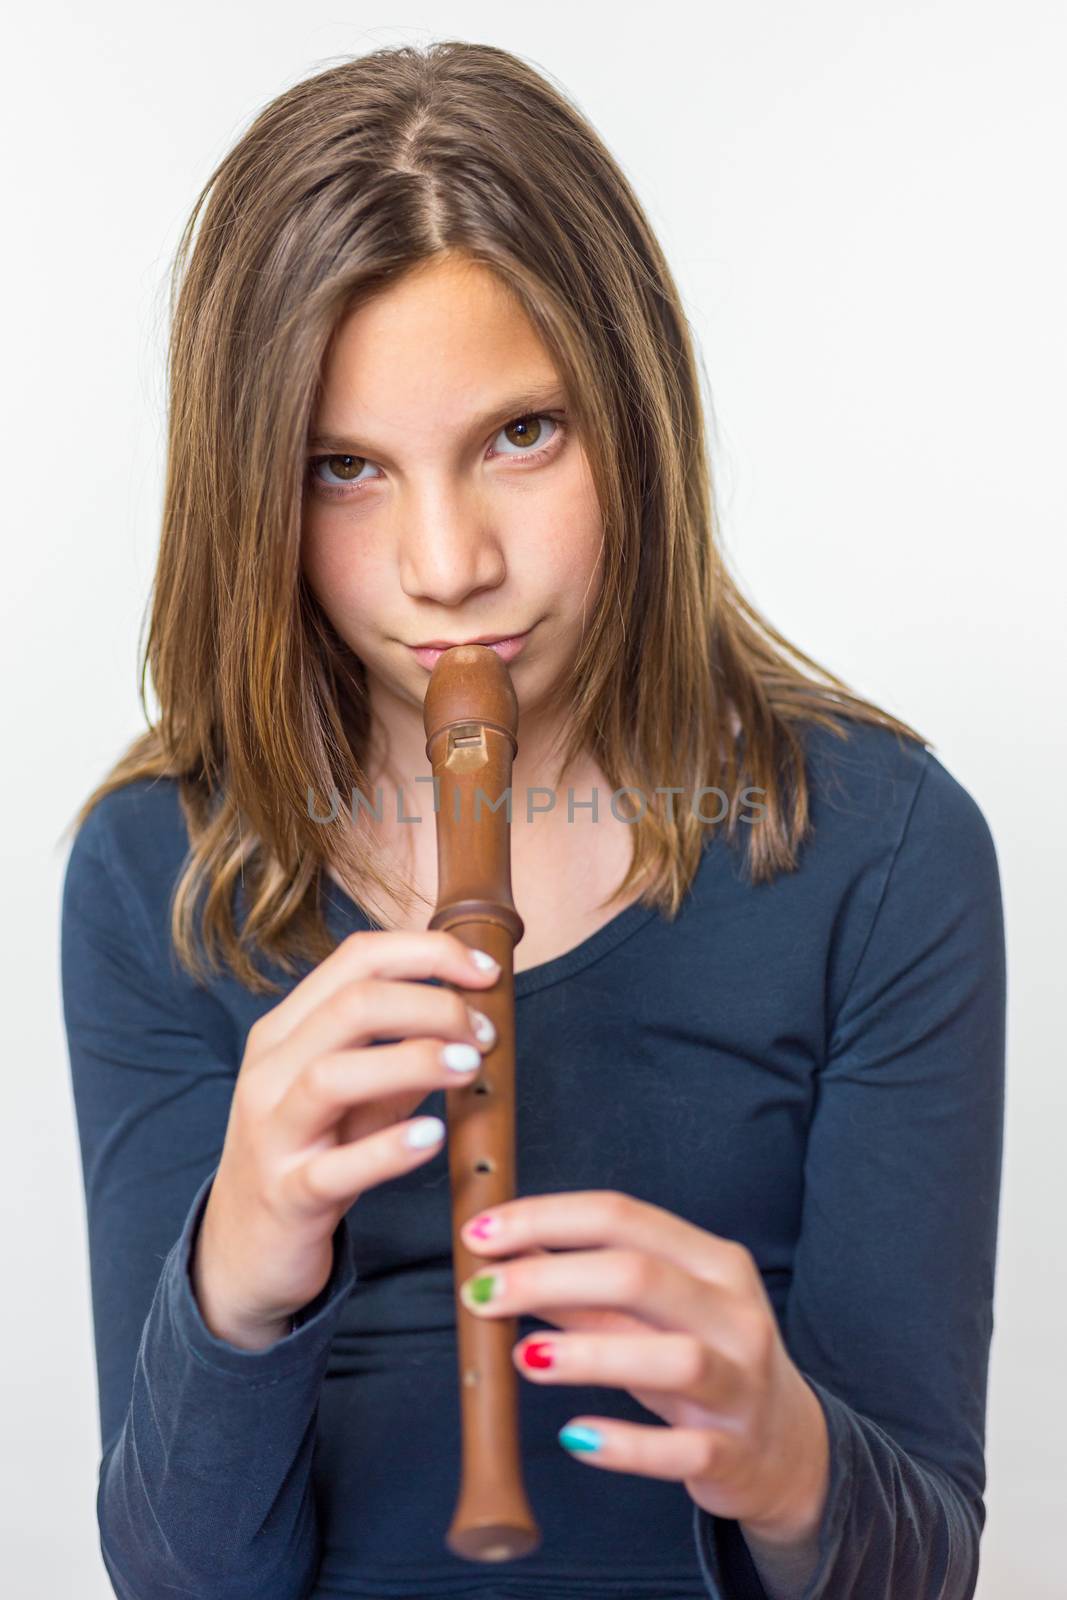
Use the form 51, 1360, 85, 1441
441, 1042, 481, 1073
468, 1009, 496, 1047
405, 1116, 445, 1149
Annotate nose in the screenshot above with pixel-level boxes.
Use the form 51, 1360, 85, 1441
397, 484, 506, 606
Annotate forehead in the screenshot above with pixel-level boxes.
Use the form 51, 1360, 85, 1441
315, 259, 563, 435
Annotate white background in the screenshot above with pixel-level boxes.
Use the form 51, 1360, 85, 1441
3, 3, 1063, 1594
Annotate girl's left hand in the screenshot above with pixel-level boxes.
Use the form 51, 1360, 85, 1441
458, 1189, 830, 1541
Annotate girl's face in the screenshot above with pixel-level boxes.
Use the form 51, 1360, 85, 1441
300, 255, 604, 726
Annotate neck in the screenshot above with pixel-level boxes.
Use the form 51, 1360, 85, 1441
361, 675, 592, 831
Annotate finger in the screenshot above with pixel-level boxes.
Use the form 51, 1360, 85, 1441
513, 1330, 745, 1411
282, 1113, 448, 1212
459, 1247, 727, 1340
252, 929, 499, 1049
554, 1414, 742, 1489
524, 1302, 651, 1337
275, 1035, 483, 1148
494, 1248, 651, 1337
460, 1189, 756, 1297
280, 976, 494, 1080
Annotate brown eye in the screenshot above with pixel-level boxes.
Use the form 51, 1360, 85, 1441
322, 455, 365, 480
502, 415, 545, 449
308, 453, 380, 493
493, 414, 570, 461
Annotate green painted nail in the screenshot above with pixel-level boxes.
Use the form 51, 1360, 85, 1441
559, 1423, 603, 1453
465, 1271, 499, 1307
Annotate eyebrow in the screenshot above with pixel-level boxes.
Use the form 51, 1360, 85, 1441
307, 384, 568, 456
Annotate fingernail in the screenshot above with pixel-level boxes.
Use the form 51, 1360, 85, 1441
469, 949, 500, 974
461, 1270, 503, 1309
559, 1423, 602, 1453
521, 1339, 555, 1370
465, 1212, 499, 1242
441, 1042, 482, 1073
405, 1116, 445, 1149
467, 1008, 496, 1047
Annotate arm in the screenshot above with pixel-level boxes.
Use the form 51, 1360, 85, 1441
737, 1527, 822, 1600
694, 750, 1006, 1599
61, 807, 357, 1600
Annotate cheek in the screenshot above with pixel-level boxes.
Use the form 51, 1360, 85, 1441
298, 511, 333, 594
521, 447, 604, 585
299, 528, 378, 644
557, 459, 605, 598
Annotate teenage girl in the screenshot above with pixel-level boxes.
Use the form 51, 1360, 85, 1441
61, 41, 1004, 1600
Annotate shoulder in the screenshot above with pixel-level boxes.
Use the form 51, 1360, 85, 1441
785, 719, 1003, 1009
768, 718, 1004, 1046
63, 776, 192, 959
67, 773, 189, 878
797, 716, 998, 880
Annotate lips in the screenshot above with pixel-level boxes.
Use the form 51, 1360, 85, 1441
408, 629, 532, 670
412, 632, 522, 648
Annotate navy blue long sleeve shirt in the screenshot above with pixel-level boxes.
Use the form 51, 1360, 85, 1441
60, 717, 1006, 1599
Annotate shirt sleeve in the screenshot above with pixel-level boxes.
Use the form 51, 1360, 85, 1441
693, 750, 1006, 1600
61, 807, 358, 1600
737, 1527, 822, 1599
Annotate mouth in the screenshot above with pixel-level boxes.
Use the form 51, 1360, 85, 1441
407, 628, 534, 670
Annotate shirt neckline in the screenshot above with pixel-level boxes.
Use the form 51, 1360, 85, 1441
321, 877, 659, 998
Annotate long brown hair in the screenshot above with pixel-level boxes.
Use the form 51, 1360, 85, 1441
62, 40, 926, 996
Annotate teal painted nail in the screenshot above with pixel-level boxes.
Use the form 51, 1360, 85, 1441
558, 1423, 603, 1453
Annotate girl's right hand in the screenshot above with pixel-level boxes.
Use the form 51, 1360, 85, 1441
190, 929, 501, 1350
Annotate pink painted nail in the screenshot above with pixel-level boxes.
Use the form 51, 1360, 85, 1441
466, 1212, 499, 1242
